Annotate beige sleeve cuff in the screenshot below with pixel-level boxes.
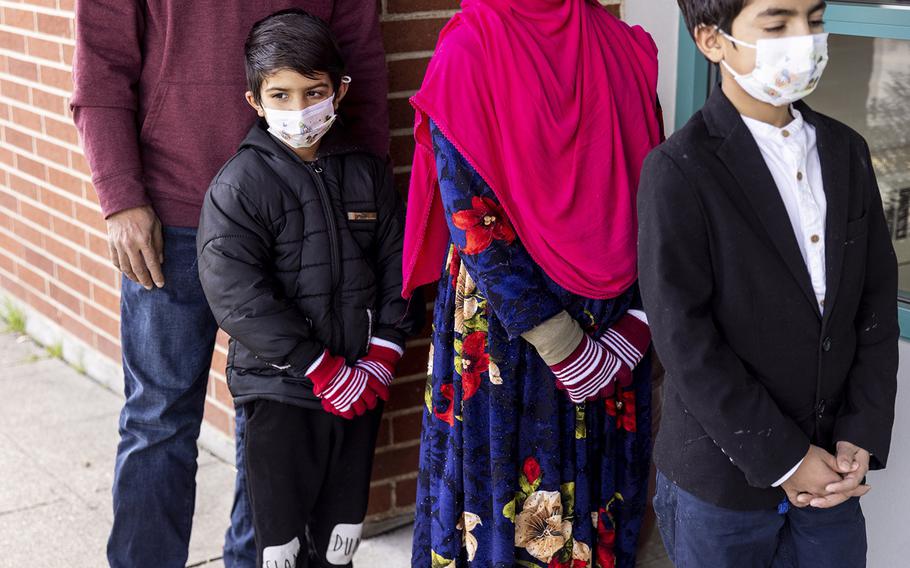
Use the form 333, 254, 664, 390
521, 311, 585, 366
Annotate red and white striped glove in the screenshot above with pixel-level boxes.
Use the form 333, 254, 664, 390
550, 334, 623, 403
306, 350, 380, 419
354, 338, 405, 401
599, 309, 650, 390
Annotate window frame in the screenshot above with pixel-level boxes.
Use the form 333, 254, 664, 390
673, 1, 910, 337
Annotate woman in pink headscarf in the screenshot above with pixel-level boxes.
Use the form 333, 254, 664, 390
404, 1, 662, 566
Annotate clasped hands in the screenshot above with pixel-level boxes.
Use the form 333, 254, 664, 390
781, 441, 871, 509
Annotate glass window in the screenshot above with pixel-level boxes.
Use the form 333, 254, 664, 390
805, 34, 910, 299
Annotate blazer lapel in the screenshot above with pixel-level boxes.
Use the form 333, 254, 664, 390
797, 102, 849, 324
705, 90, 822, 318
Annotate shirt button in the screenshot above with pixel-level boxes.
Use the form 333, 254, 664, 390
782, 129, 791, 138
797, 171, 804, 181
811, 234, 820, 243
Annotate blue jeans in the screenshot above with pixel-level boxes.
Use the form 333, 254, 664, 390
653, 471, 867, 568
107, 226, 255, 567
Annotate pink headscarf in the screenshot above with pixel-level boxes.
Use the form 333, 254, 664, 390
402, 0, 662, 300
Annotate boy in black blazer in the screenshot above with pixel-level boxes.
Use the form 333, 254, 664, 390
638, 0, 898, 566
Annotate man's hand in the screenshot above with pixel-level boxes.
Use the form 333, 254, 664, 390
106, 205, 165, 290
781, 445, 843, 508
797, 441, 872, 509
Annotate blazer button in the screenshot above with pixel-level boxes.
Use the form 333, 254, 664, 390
822, 337, 832, 352
816, 399, 827, 418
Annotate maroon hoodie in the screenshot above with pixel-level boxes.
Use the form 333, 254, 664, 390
71, 1, 389, 227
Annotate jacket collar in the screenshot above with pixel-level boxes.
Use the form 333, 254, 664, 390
704, 87, 849, 322
239, 118, 365, 164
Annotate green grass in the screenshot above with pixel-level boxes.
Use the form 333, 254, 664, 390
1, 300, 26, 334
45, 342, 63, 360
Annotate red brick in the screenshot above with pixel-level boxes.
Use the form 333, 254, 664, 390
11, 217, 43, 247
19, 200, 49, 228
91, 282, 120, 313
39, 64, 71, 89
25, 288, 58, 323
386, 376, 426, 412
376, 417, 392, 447
78, 252, 117, 288
5, 128, 34, 153
24, 246, 53, 276
0, 145, 14, 166
56, 262, 90, 297
389, 96, 416, 131
7, 172, 38, 200
51, 214, 85, 246
391, 410, 423, 444
49, 280, 81, 314
44, 116, 78, 145
61, 44, 74, 66
0, 102, 9, 121
43, 234, 77, 266
12, 106, 42, 132
95, 331, 122, 361
84, 302, 119, 338
394, 476, 418, 508
35, 138, 68, 164
390, 134, 415, 170
0, 248, 13, 274
16, 154, 46, 180
87, 232, 109, 258
38, 186, 74, 216
36, 13, 71, 39
73, 201, 105, 233
47, 167, 82, 195
0, 79, 30, 104
398, 342, 430, 377
372, 443, 420, 481
59, 0, 75, 11
30, 0, 58, 9
382, 17, 448, 54
69, 151, 90, 176
387, 0, 459, 12
388, 56, 430, 93
4, 8, 35, 32
211, 347, 228, 375
8, 58, 38, 82
213, 376, 233, 406
0, 31, 26, 52
32, 89, 66, 115
0, 187, 16, 212
16, 261, 47, 293
26, 36, 61, 62
366, 483, 393, 517
204, 400, 231, 435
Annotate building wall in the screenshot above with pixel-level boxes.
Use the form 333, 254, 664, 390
0, 0, 623, 523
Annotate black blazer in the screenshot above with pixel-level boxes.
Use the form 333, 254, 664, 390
638, 88, 899, 510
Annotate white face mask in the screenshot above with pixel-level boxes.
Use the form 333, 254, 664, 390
264, 95, 337, 149
718, 29, 829, 107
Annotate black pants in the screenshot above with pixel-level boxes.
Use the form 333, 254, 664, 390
244, 400, 383, 568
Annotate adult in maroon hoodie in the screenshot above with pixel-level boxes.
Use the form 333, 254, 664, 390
71, 2, 389, 567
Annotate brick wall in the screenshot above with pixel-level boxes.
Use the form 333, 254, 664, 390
0, 0, 622, 524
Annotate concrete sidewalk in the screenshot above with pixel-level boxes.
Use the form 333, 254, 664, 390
0, 331, 412, 567
0, 330, 669, 567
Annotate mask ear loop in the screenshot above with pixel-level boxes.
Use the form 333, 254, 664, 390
716, 26, 757, 50
341, 75, 352, 84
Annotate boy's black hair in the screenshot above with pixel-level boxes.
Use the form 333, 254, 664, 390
677, 0, 749, 39
245, 9, 346, 104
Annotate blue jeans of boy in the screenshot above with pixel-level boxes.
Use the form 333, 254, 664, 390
653, 471, 867, 568
107, 226, 256, 567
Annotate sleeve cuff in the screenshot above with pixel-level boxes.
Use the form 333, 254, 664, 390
522, 311, 584, 366
369, 336, 405, 357
771, 458, 804, 487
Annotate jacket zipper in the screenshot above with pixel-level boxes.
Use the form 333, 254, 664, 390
306, 162, 344, 351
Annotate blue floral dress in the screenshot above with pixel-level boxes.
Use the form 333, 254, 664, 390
411, 122, 652, 568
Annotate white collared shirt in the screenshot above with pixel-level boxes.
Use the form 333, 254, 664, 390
741, 108, 826, 487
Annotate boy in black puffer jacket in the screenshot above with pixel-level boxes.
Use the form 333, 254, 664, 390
196, 10, 419, 567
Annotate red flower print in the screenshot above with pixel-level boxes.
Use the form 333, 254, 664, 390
605, 390, 637, 433
434, 383, 455, 426
523, 456, 541, 485
449, 247, 461, 289
549, 557, 588, 568
452, 196, 516, 255
596, 527, 616, 568
461, 332, 489, 401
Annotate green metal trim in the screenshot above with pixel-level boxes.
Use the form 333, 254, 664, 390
899, 304, 910, 340
674, 16, 710, 131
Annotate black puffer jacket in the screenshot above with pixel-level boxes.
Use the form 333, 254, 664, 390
197, 121, 419, 408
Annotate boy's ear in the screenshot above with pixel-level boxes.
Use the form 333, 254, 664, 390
333, 78, 351, 110
694, 25, 725, 65
245, 91, 265, 117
